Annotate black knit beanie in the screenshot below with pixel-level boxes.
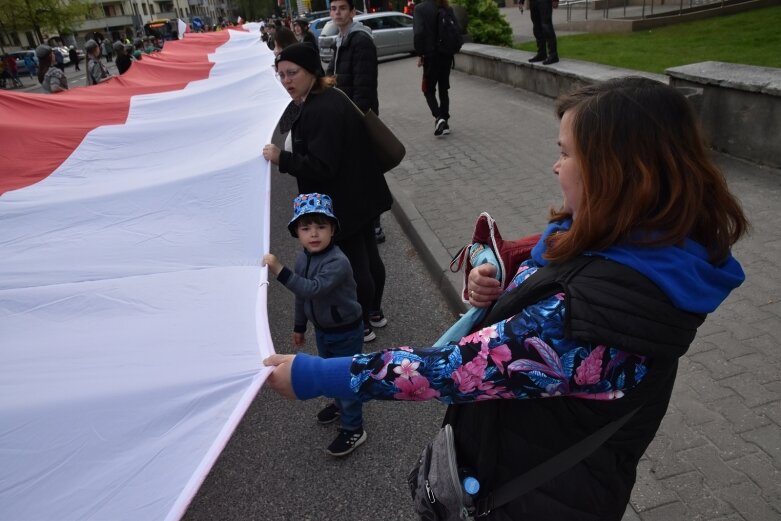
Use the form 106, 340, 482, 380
275, 43, 324, 77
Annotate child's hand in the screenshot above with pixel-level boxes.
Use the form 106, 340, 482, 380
293, 332, 305, 347
263, 253, 282, 275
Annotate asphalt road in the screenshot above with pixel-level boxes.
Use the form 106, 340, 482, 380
183, 119, 457, 520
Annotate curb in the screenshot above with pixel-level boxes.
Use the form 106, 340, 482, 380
386, 175, 469, 316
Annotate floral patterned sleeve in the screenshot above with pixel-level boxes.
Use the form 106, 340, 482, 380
350, 262, 649, 404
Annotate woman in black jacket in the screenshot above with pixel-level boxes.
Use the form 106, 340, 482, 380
262, 44, 392, 343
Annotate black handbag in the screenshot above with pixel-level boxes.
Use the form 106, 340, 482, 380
336, 88, 406, 174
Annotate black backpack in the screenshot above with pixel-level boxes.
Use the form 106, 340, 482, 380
436, 7, 463, 55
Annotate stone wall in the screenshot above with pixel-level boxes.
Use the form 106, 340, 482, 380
455, 44, 781, 167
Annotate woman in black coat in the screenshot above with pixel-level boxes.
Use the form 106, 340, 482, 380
262, 44, 392, 342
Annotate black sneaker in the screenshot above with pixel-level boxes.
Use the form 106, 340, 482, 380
542, 54, 559, 65
442, 121, 451, 135
434, 118, 446, 136
317, 403, 341, 424
364, 327, 376, 342
528, 52, 547, 63
326, 428, 367, 457
369, 311, 387, 328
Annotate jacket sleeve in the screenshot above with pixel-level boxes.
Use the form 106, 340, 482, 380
278, 96, 345, 182
281, 256, 349, 300
348, 33, 378, 114
413, 9, 426, 56
290, 263, 651, 401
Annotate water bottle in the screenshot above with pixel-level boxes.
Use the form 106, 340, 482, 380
459, 467, 480, 497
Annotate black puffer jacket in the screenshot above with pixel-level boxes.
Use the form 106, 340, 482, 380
278, 87, 392, 240
326, 23, 379, 115
445, 257, 705, 521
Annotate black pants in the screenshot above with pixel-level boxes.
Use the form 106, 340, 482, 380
530, 0, 557, 56
423, 54, 452, 121
336, 224, 386, 321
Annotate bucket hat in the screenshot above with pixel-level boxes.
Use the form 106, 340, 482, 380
287, 193, 339, 237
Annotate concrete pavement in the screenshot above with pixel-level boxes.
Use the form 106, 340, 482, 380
378, 53, 781, 521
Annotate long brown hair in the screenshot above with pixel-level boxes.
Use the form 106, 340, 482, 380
546, 77, 748, 264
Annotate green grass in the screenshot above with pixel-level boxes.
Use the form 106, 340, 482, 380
514, 5, 781, 73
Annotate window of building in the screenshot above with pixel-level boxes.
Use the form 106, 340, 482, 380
142, 3, 148, 15
150, 3, 155, 14
120, 4, 125, 15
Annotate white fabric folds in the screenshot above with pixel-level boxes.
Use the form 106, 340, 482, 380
0, 29, 289, 520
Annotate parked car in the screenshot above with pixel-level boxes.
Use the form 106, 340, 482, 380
318, 11, 414, 63
310, 16, 331, 39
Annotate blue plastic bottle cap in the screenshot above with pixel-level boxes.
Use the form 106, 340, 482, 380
463, 476, 480, 495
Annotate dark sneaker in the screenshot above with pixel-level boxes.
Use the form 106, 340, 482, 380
528, 52, 547, 63
326, 428, 367, 457
317, 403, 341, 425
369, 312, 387, 328
542, 54, 559, 65
434, 118, 446, 136
442, 121, 451, 135
363, 327, 376, 342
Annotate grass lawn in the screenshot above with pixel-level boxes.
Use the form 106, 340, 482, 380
514, 5, 781, 73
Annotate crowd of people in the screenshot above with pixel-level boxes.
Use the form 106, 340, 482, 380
0, 33, 167, 93
255, 3, 750, 521
4, 5, 751, 517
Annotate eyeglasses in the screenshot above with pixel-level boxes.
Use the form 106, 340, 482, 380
276, 67, 301, 81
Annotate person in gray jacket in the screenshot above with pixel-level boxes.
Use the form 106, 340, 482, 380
263, 193, 368, 458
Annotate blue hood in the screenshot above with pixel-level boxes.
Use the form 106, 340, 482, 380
531, 220, 745, 314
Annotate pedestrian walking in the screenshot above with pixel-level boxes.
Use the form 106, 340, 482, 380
292, 17, 320, 61
68, 46, 80, 71
413, 0, 462, 137
263, 193, 368, 457
262, 44, 392, 345
528, 0, 559, 64
35, 45, 68, 93
263, 77, 749, 521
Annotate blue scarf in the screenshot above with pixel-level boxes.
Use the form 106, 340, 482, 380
531, 219, 745, 314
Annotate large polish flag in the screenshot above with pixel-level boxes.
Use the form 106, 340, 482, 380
0, 27, 289, 520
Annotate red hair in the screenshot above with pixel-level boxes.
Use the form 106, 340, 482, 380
546, 77, 748, 264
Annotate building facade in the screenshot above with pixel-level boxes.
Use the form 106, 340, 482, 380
0, 0, 232, 51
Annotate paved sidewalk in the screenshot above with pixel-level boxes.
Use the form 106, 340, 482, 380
378, 55, 781, 521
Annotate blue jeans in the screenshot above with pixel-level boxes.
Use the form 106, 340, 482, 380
315, 323, 364, 431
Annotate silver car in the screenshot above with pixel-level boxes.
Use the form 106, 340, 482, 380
319, 11, 415, 63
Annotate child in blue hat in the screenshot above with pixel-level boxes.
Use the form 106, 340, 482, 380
263, 193, 367, 457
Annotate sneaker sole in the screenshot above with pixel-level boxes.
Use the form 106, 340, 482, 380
363, 331, 376, 342
369, 317, 387, 328
325, 431, 367, 457
442, 129, 451, 135
317, 415, 340, 425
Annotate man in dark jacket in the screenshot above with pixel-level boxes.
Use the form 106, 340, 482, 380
325, 0, 379, 116
326, 0, 384, 244
414, 0, 457, 136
